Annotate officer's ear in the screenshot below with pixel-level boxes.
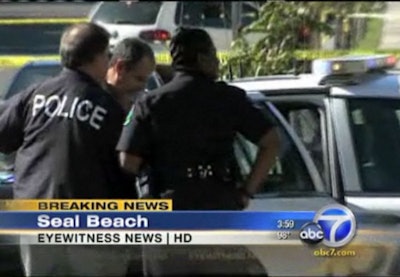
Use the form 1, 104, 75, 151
115, 59, 128, 76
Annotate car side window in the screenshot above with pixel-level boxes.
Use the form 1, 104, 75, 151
287, 108, 325, 182
175, 2, 258, 29
234, 111, 318, 194
214, 2, 259, 29
271, 103, 327, 187
175, 2, 230, 28
348, 99, 400, 192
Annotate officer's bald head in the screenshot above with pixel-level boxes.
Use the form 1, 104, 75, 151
60, 23, 110, 69
169, 27, 219, 79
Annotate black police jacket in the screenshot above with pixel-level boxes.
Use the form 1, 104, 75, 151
0, 68, 134, 199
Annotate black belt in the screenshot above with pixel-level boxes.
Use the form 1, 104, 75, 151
155, 163, 236, 182
185, 164, 233, 181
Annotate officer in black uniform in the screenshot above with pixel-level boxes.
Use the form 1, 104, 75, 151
117, 27, 280, 276
0, 23, 136, 276
117, 27, 280, 210
0, 23, 132, 200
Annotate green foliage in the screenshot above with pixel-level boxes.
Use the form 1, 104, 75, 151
355, 18, 384, 50
221, 1, 386, 79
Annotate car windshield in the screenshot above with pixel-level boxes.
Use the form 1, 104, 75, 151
6, 64, 62, 99
0, 23, 70, 55
348, 98, 400, 192
92, 2, 162, 25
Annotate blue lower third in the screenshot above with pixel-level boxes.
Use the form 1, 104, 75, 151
0, 211, 315, 230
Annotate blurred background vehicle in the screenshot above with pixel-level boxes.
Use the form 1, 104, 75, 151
0, 19, 170, 56
88, 1, 261, 51
0, 1, 92, 19
0, 21, 78, 55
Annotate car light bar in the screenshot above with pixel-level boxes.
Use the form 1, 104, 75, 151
312, 54, 397, 75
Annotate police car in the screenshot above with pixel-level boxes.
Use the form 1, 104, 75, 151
230, 55, 400, 216
228, 55, 400, 276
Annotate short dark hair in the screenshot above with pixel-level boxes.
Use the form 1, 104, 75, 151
169, 27, 215, 68
60, 23, 110, 69
109, 38, 155, 70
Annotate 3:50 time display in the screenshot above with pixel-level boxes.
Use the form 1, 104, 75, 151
277, 219, 295, 229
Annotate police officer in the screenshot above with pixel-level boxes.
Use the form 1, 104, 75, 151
0, 23, 136, 276
106, 38, 156, 114
116, 27, 280, 275
117, 27, 280, 210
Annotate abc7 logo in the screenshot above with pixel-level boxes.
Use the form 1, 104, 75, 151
299, 204, 356, 248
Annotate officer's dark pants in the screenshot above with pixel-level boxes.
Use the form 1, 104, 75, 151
142, 180, 268, 276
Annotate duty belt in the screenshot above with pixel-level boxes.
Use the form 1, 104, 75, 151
153, 162, 238, 187
184, 164, 233, 181
152, 162, 238, 196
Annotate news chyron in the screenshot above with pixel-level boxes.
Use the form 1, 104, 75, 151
299, 204, 357, 248
0, 199, 172, 212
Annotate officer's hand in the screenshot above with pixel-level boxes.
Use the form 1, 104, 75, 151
236, 188, 251, 210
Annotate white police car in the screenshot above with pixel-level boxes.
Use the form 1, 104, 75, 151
133, 55, 400, 276
228, 55, 400, 276
231, 55, 400, 216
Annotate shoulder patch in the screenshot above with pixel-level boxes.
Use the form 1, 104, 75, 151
123, 106, 134, 126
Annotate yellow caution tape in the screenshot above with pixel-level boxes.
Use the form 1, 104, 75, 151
0, 18, 88, 25
1, 50, 399, 68
154, 51, 229, 65
154, 52, 171, 65
294, 49, 400, 59
0, 54, 174, 68
0, 55, 60, 67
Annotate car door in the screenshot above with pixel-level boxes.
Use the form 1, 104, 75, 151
232, 98, 336, 276
263, 91, 400, 217
235, 95, 397, 276
258, 93, 333, 192
330, 96, 400, 216
235, 97, 339, 212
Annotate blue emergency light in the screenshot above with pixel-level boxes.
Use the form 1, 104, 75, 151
312, 55, 397, 76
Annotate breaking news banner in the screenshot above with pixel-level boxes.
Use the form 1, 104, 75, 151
0, 199, 173, 211
0, 200, 357, 247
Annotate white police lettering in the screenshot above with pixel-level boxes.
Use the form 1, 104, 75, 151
32, 95, 45, 116
69, 97, 79, 119
76, 100, 93, 122
90, 106, 108, 130
57, 96, 69, 118
44, 95, 61, 118
32, 94, 108, 130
